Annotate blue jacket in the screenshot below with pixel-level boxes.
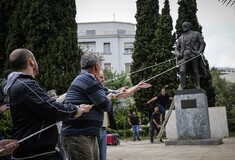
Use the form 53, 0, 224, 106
61, 70, 112, 136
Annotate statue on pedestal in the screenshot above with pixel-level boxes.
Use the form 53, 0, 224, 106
175, 22, 207, 90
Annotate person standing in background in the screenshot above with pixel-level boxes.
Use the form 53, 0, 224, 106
150, 106, 163, 143
128, 111, 141, 141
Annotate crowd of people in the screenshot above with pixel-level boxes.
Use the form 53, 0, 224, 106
0, 21, 207, 160
0, 48, 154, 160
0, 48, 176, 160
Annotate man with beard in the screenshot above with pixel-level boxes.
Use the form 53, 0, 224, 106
4, 48, 92, 159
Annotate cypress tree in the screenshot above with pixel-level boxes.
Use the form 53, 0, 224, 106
26, 0, 82, 94
4, 0, 82, 94
175, 0, 201, 38
4, 0, 30, 55
152, 0, 178, 98
175, 0, 215, 106
131, 0, 160, 117
0, 0, 21, 76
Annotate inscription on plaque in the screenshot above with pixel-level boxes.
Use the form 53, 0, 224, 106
181, 99, 197, 109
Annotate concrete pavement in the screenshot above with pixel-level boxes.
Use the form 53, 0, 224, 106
107, 137, 235, 160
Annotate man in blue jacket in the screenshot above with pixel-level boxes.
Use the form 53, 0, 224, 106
61, 52, 113, 160
4, 48, 92, 160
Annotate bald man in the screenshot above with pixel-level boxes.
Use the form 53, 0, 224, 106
4, 48, 92, 160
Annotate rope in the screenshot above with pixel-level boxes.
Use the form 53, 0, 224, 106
0, 123, 57, 154
105, 54, 202, 84
0, 54, 203, 154
104, 58, 176, 83
143, 54, 202, 83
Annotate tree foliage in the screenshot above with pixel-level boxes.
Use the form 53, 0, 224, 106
0, 0, 19, 76
131, 0, 178, 117
103, 69, 132, 90
211, 68, 235, 111
2, 0, 82, 94
175, 0, 201, 38
152, 0, 178, 96
131, 0, 160, 117
0, 110, 12, 138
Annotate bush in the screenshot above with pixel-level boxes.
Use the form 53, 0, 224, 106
227, 107, 235, 133
227, 118, 235, 132
115, 129, 132, 138
0, 110, 13, 138
140, 125, 149, 137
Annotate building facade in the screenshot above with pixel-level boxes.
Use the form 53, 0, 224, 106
77, 21, 135, 73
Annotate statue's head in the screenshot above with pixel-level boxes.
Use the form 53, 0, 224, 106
182, 22, 191, 32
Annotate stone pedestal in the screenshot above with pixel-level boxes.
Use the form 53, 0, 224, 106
174, 89, 211, 139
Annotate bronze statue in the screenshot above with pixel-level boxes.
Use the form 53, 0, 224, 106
175, 22, 207, 90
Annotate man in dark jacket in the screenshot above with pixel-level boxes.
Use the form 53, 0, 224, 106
4, 48, 92, 160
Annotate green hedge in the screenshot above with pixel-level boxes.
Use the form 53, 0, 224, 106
227, 107, 235, 133
228, 118, 235, 132
0, 110, 13, 138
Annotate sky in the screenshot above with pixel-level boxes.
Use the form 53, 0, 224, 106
75, 0, 235, 68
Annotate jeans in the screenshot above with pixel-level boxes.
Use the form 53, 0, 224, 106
131, 125, 140, 140
61, 135, 98, 160
157, 103, 166, 122
97, 127, 107, 160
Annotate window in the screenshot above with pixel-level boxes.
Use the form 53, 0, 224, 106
86, 30, 96, 35
78, 42, 95, 52
103, 43, 111, 54
125, 63, 131, 73
124, 42, 134, 54
104, 63, 112, 71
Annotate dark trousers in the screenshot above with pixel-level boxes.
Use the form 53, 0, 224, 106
179, 58, 200, 88
16, 151, 63, 160
149, 124, 160, 143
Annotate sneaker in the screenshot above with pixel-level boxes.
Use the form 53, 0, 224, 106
137, 138, 141, 141
133, 139, 136, 141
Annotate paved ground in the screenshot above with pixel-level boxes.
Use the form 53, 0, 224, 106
107, 137, 235, 160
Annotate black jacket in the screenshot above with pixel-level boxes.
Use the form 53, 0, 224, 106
5, 72, 77, 159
